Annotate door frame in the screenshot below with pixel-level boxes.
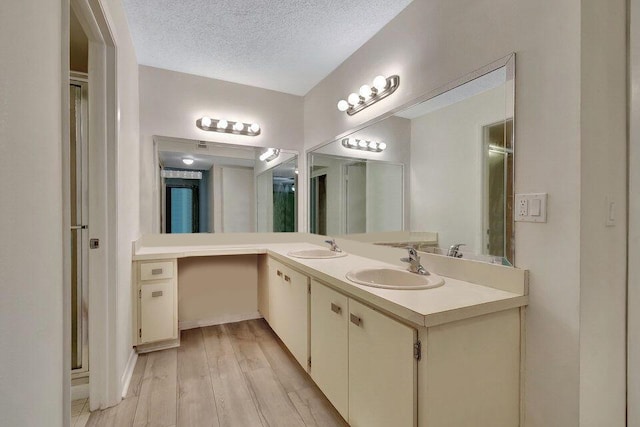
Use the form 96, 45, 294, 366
68, 0, 120, 411
629, 0, 640, 422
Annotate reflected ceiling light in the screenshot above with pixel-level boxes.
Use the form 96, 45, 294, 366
341, 138, 386, 153
337, 74, 400, 116
182, 158, 194, 165
294, 168, 299, 175
259, 148, 280, 162
161, 169, 202, 180
196, 117, 261, 136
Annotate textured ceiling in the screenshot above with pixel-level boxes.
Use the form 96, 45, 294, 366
122, 0, 414, 95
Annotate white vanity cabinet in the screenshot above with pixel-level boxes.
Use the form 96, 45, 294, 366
133, 259, 178, 350
310, 279, 417, 427
265, 257, 310, 369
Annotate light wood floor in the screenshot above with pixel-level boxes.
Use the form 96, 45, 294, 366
87, 319, 348, 427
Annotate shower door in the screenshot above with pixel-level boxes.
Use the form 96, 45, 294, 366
70, 77, 89, 375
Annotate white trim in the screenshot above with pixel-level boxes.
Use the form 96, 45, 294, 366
71, 0, 120, 411
120, 350, 138, 398
179, 312, 262, 331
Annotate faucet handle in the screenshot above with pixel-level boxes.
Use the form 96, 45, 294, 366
404, 247, 419, 259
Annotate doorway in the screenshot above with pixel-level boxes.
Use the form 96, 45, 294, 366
310, 171, 327, 235
482, 119, 514, 259
69, 75, 90, 379
344, 162, 367, 234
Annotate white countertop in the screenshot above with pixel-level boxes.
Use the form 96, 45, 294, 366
133, 241, 527, 328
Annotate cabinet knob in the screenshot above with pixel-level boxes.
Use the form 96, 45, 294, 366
277, 270, 283, 277
151, 268, 163, 275
284, 275, 291, 282
350, 313, 362, 327
151, 291, 163, 298
331, 303, 342, 315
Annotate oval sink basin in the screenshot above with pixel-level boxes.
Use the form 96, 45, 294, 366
288, 249, 348, 259
346, 268, 445, 290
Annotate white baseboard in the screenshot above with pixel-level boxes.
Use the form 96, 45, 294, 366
179, 312, 262, 331
71, 381, 90, 401
120, 349, 138, 398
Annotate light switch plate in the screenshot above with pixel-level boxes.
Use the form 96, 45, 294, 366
515, 193, 547, 223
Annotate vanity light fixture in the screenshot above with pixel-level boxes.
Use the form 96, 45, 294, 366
197, 116, 261, 136
337, 74, 400, 116
341, 138, 386, 153
259, 148, 280, 162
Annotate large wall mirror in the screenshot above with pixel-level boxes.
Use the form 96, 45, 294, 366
308, 55, 515, 264
154, 136, 298, 233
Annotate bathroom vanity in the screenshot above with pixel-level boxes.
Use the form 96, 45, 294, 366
131, 233, 527, 427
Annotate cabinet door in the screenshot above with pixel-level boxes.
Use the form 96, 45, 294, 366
140, 281, 176, 344
279, 265, 309, 369
310, 280, 348, 419
267, 258, 309, 370
348, 299, 416, 427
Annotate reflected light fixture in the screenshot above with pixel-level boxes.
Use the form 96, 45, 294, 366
341, 138, 386, 153
197, 117, 261, 136
259, 148, 280, 162
337, 74, 400, 116
182, 158, 194, 165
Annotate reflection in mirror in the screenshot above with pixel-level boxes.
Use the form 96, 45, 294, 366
155, 136, 297, 233
257, 157, 298, 232
308, 55, 515, 264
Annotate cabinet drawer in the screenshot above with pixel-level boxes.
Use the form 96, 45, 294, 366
140, 261, 174, 281
140, 281, 176, 344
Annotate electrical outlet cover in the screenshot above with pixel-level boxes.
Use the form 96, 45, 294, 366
515, 193, 547, 223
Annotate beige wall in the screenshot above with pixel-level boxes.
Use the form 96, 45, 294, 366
0, 1, 64, 426
304, 0, 626, 425
138, 66, 304, 234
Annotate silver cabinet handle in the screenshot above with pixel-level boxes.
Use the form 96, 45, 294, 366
284, 275, 291, 282
151, 268, 163, 275
331, 303, 342, 315
277, 270, 283, 277
350, 313, 362, 327
151, 291, 163, 297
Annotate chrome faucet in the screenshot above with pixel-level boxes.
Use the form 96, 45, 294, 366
401, 248, 429, 275
447, 243, 465, 258
325, 238, 342, 253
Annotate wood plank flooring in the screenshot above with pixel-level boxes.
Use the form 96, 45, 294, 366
87, 319, 348, 427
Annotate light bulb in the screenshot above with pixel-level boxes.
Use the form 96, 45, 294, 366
368, 141, 378, 150
358, 140, 368, 148
201, 116, 212, 127
378, 142, 387, 150
373, 75, 388, 92
291, 185, 296, 192
259, 148, 275, 162
347, 92, 361, 106
250, 123, 260, 133
294, 169, 299, 175
348, 138, 358, 147
337, 99, 349, 111
182, 158, 194, 165
217, 119, 228, 129
233, 121, 245, 131
359, 84, 373, 99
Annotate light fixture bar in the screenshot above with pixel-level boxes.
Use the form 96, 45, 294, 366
196, 117, 261, 136
337, 75, 400, 116
341, 138, 386, 153
259, 148, 280, 162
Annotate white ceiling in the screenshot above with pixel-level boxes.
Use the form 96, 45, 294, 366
122, 0, 414, 95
